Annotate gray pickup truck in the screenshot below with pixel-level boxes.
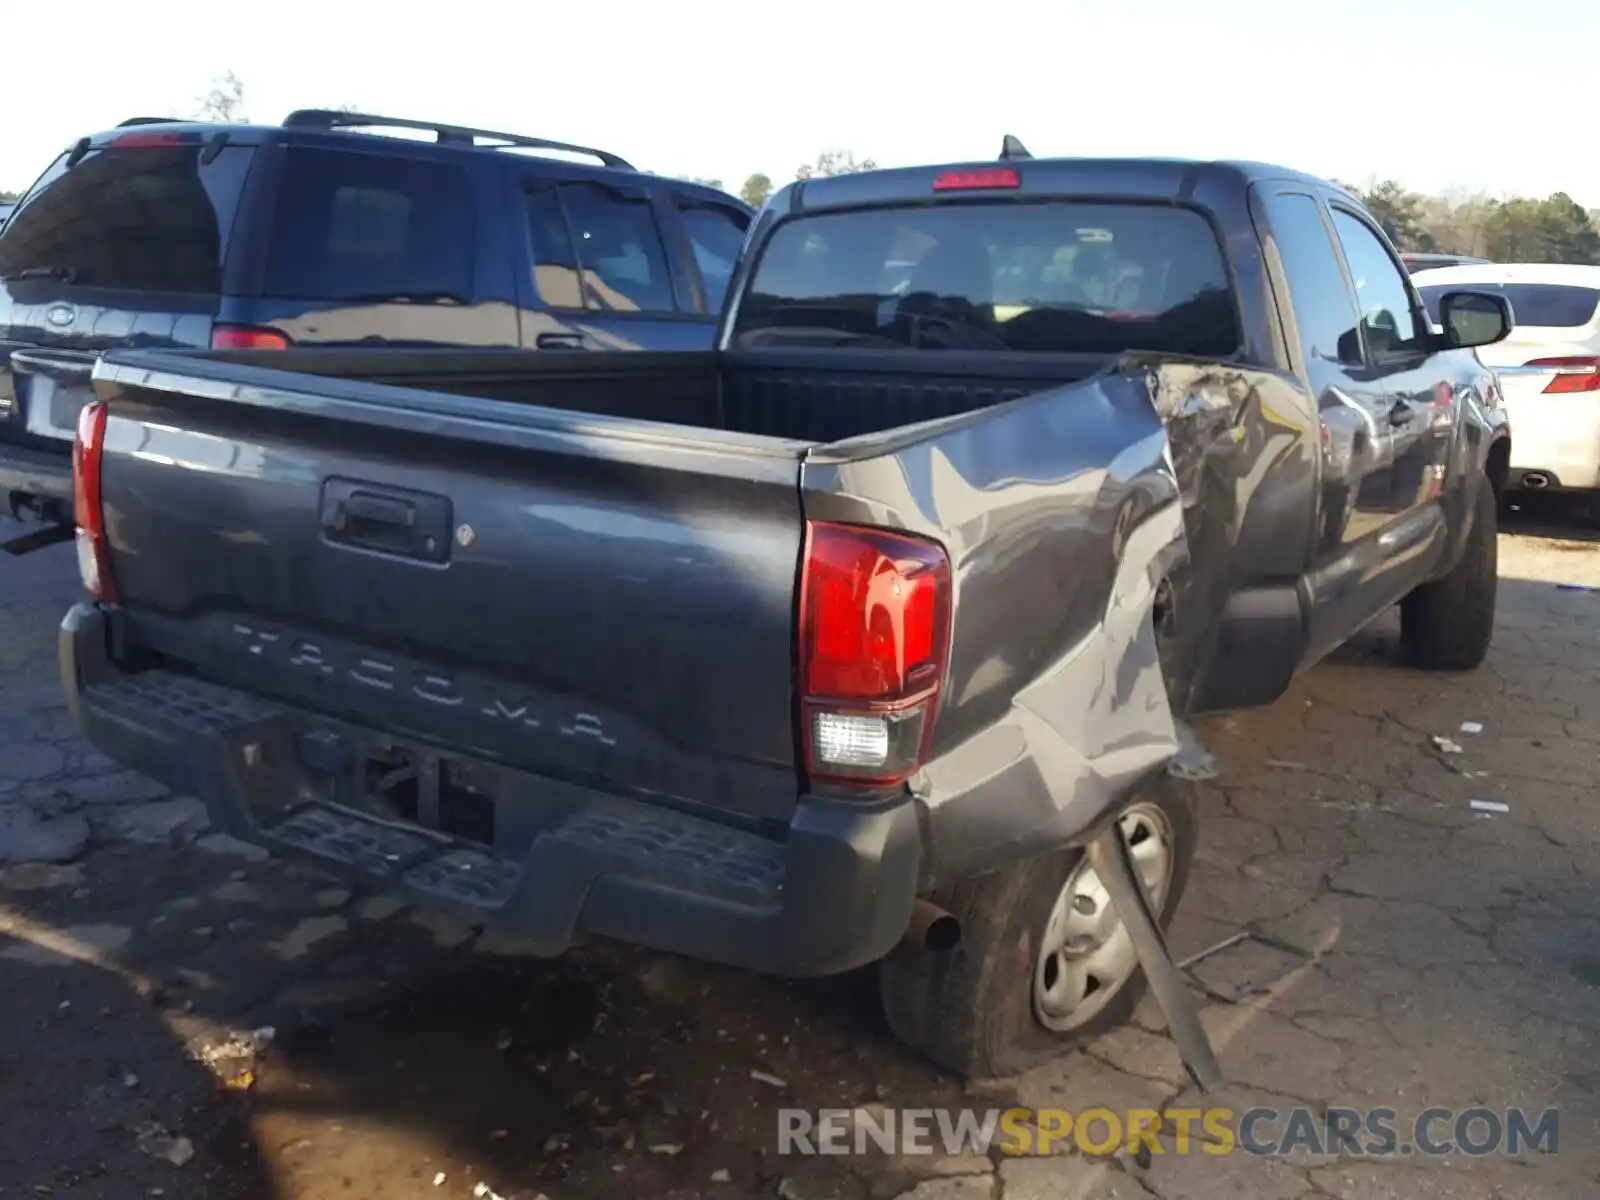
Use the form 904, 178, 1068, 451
60, 148, 1513, 1077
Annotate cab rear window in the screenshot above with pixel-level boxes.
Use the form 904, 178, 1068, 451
732, 201, 1239, 356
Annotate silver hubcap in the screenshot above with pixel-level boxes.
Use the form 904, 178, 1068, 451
1033, 802, 1175, 1033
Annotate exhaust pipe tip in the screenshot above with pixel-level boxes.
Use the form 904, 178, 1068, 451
904, 899, 962, 952
1522, 471, 1551, 490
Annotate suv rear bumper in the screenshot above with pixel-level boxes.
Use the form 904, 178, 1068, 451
60, 602, 921, 977
0, 439, 73, 504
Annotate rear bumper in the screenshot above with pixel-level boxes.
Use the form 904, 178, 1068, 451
1504, 392, 1600, 491
60, 602, 921, 978
0, 438, 73, 504
1508, 466, 1600, 493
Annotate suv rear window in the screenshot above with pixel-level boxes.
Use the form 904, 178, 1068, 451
0, 144, 255, 294
261, 147, 475, 302
1418, 281, 1600, 329
732, 202, 1239, 355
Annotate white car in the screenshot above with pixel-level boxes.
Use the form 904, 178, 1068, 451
1416, 262, 1600, 519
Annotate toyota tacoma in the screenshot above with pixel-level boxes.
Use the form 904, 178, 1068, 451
60, 145, 1511, 1076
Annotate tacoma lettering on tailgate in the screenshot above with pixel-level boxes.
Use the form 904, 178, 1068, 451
229, 621, 618, 747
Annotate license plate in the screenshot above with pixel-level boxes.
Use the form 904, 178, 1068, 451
21, 375, 92, 441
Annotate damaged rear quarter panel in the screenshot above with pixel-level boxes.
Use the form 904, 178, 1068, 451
801, 358, 1318, 882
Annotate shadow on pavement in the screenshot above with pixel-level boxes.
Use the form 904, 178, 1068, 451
0, 888, 277, 1198
1501, 492, 1600, 545
0, 832, 985, 1200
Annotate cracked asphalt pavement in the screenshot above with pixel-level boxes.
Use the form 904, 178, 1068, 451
1, 503, 1597, 1199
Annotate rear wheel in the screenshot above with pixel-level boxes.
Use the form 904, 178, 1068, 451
1400, 483, 1498, 671
878, 778, 1198, 1078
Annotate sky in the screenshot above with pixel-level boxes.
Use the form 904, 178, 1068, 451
2, 0, 1593, 204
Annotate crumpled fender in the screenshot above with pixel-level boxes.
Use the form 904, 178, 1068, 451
801, 361, 1263, 883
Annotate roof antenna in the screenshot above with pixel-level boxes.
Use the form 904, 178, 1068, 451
999, 134, 1033, 161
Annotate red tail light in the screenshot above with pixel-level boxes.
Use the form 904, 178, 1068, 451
799, 522, 952, 785
1526, 356, 1600, 393
932, 167, 1020, 192
72, 400, 117, 602
211, 324, 290, 350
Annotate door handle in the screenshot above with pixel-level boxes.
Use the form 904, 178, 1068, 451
536, 332, 586, 350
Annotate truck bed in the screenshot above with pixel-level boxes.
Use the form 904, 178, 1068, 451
193, 345, 1108, 443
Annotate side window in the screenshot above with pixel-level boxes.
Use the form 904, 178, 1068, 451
1328, 209, 1421, 358
263, 148, 475, 302
678, 202, 750, 311
1260, 192, 1364, 368
558, 183, 677, 313
327, 187, 409, 259
525, 186, 583, 309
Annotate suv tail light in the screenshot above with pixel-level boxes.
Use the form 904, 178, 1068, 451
799, 522, 952, 786
1526, 356, 1600, 393
212, 323, 290, 351
72, 400, 117, 602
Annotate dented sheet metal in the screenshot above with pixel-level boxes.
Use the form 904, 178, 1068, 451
803, 360, 1283, 884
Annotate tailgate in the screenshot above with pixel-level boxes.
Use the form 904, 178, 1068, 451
91, 352, 810, 823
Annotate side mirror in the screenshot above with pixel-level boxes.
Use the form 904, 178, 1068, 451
1437, 290, 1513, 350
1335, 327, 1362, 366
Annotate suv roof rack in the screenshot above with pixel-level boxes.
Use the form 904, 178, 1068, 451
117, 117, 180, 127
282, 109, 635, 170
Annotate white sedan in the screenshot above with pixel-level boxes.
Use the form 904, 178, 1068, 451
1416, 262, 1600, 519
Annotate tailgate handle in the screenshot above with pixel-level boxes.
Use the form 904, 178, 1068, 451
344, 492, 414, 529
320, 478, 453, 564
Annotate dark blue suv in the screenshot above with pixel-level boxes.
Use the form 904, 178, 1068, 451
0, 110, 753, 551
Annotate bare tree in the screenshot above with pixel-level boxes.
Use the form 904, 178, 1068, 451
194, 71, 248, 123
795, 150, 876, 180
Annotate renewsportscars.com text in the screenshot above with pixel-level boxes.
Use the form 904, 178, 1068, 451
777, 1105, 1560, 1159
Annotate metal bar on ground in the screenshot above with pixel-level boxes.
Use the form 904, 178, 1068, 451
1175, 930, 1251, 971
1088, 824, 1224, 1092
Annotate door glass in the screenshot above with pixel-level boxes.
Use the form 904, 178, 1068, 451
1329, 210, 1421, 359
679, 203, 749, 310
1259, 193, 1362, 367
525, 186, 583, 309
558, 183, 676, 313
